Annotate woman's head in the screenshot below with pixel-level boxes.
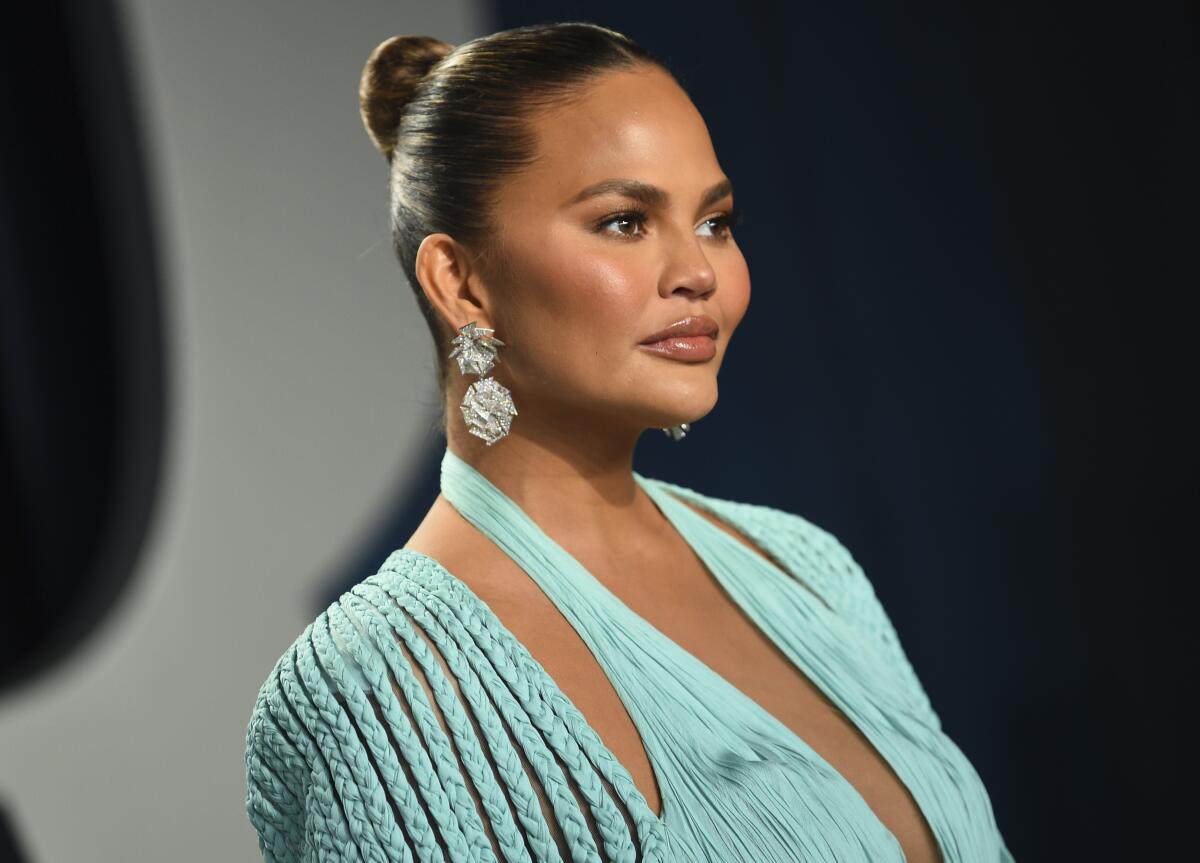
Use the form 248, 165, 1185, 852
360, 22, 749, 444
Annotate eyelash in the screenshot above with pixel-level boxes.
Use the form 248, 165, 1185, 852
596, 206, 744, 240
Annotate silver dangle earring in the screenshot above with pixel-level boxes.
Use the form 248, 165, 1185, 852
449, 321, 518, 446
661, 422, 691, 441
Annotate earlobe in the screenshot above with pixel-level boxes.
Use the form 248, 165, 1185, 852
416, 232, 492, 333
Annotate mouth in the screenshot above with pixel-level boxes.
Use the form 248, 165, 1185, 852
637, 335, 717, 361
637, 315, 719, 362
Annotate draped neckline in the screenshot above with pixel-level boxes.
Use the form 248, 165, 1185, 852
399, 444, 941, 860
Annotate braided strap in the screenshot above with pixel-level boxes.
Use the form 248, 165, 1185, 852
390, 573, 640, 862
394, 565, 668, 859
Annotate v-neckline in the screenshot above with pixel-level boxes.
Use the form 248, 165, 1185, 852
423, 448, 936, 860
631, 476, 838, 734
633, 476, 944, 861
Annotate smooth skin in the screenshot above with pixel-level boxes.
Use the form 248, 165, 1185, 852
403, 64, 941, 863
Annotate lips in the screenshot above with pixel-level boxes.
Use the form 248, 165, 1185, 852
638, 315, 719, 345
637, 315, 719, 362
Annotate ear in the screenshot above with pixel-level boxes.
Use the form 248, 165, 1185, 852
415, 233, 494, 338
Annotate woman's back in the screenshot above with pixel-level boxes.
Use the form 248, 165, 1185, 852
244, 447, 1013, 862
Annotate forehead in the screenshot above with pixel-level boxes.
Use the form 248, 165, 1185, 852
512, 66, 721, 205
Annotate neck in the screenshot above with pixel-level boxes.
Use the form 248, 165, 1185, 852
442, 388, 656, 543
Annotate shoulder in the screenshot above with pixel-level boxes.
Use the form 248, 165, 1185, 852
243, 556, 481, 860
244, 553, 489, 764
244, 552, 661, 861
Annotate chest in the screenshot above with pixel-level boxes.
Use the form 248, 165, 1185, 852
654, 555, 944, 863
483, 541, 942, 863
410, 488, 947, 862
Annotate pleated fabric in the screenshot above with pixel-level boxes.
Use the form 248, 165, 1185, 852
245, 445, 1014, 862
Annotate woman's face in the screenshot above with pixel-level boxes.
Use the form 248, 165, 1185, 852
481, 64, 750, 436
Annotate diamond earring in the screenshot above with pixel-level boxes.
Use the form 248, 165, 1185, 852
449, 321, 518, 446
661, 423, 691, 441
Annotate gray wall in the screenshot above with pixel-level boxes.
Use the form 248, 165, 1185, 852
0, 2, 484, 859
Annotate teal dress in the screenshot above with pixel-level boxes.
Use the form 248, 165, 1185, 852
245, 445, 1013, 862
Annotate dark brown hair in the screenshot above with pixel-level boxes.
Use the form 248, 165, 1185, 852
358, 22, 671, 419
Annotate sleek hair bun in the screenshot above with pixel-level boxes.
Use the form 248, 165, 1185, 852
359, 35, 454, 162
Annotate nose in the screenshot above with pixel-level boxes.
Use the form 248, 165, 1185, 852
659, 232, 717, 299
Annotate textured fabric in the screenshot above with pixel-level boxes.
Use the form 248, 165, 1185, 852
245, 445, 1014, 862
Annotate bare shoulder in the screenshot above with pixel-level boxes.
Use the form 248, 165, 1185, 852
400, 493, 602, 669
403, 492, 541, 606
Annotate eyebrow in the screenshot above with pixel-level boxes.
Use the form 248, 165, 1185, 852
565, 177, 734, 212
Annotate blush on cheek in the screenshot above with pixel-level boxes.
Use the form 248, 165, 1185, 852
548, 261, 648, 333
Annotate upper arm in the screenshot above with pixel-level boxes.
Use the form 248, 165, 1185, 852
245, 559, 657, 862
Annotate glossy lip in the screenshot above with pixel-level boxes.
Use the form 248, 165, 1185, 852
638, 314, 719, 345
636, 315, 719, 362
636, 335, 717, 362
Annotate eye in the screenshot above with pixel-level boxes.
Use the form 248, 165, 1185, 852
697, 206, 744, 240
596, 208, 650, 239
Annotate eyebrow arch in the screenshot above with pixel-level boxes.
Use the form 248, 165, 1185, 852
565, 177, 734, 213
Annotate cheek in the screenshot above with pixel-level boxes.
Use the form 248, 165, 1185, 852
511, 242, 644, 333
501, 248, 647, 376
719, 254, 751, 334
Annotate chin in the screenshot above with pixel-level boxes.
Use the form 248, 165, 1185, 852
635, 385, 718, 430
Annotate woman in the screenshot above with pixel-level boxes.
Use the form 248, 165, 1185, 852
244, 22, 1012, 863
